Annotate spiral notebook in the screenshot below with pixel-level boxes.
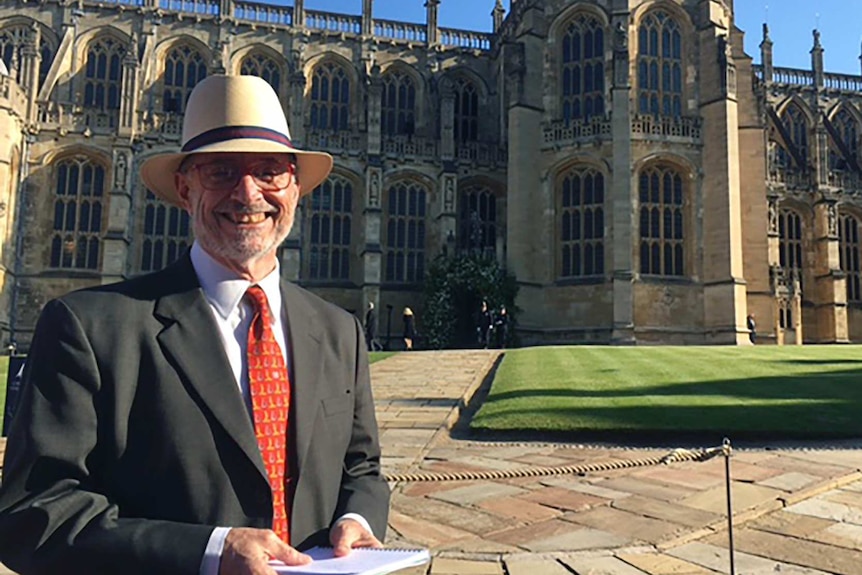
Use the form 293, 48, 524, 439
269, 546, 430, 575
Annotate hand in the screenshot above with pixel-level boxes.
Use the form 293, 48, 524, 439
329, 518, 383, 557
219, 528, 312, 575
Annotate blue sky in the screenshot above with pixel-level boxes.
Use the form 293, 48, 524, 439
292, 1, 861, 75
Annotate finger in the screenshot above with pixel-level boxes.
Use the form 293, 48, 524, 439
269, 542, 312, 566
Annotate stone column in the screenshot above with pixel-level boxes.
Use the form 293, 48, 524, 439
101, 147, 133, 284
294, 0, 304, 28
700, 25, 748, 344
610, 6, 634, 344
288, 60, 306, 145
425, 0, 439, 46
439, 87, 455, 161
20, 25, 39, 123
118, 35, 139, 137
812, 200, 848, 342
437, 170, 457, 256
366, 66, 382, 156
362, 0, 373, 36
362, 162, 383, 321
759, 24, 773, 84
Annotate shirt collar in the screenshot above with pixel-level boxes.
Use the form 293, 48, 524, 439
190, 241, 282, 319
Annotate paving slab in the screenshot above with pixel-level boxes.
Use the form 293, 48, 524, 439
429, 558, 503, 575
612, 495, 723, 528
504, 558, 573, 575
565, 506, 687, 544
617, 552, 719, 575
703, 527, 862, 575
560, 555, 650, 575
521, 527, 631, 553
786, 496, 862, 525
668, 541, 832, 575
677, 482, 782, 515
758, 471, 823, 492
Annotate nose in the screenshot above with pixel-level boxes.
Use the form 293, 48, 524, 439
229, 173, 264, 202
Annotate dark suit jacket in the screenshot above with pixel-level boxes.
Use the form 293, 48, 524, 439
0, 255, 390, 575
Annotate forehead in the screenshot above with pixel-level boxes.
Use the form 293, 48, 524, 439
187, 152, 293, 165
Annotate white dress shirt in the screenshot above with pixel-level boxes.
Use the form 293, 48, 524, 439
188, 243, 369, 575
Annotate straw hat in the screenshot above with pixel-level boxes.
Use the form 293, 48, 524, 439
140, 74, 333, 207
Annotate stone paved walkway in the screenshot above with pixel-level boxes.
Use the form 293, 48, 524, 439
4, 350, 862, 574
374, 350, 862, 575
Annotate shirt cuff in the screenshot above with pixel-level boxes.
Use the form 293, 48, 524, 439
334, 513, 373, 536
200, 527, 231, 575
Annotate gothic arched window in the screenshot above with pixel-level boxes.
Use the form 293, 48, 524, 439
453, 77, 479, 144
560, 167, 605, 278
83, 37, 124, 116
0, 24, 53, 88
561, 14, 605, 123
778, 104, 809, 168
50, 156, 106, 270
240, 52, 282, 95
384, 181, 426, 283
162, 44, 207, 113
310, 61, 350, 132
839, 213, 861, 303
637, 10, 682, 117
778, 209, 804, 289
140, 191, 191, 272
639, 165, 684, 276
458, 185, 496, 255
829, 108, 858, 172
304, 175, 353, 281
381, 70, 417, 136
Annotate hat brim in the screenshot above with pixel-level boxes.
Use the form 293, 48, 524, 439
140, 139, 334, 207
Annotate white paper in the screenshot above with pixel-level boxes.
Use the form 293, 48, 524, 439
268, 546, 430, 575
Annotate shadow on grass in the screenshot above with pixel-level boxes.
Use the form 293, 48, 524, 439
462, 366, 862, 446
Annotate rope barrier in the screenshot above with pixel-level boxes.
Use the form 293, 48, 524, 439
383, 444, 728, 483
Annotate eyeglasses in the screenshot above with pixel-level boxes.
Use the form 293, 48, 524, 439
185, 160, 297, 192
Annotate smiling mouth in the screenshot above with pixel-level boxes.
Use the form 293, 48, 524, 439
226, 213, 270, 224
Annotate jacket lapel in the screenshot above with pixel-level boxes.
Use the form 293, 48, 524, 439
154, 256, 267, 481
281, 280, 324, 475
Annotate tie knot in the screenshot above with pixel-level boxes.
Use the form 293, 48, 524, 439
246, 285, 271, 320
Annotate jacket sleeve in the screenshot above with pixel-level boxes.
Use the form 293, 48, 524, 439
0, 299, 213, 575
333, 316, 390, 539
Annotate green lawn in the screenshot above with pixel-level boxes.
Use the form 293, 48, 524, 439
471, 346, 862, 439
369, 351, 397, 364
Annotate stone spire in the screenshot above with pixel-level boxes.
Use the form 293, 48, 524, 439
362, 0, 373, 36
294, 0, 304, 28
492, 0, 505, 33
425, 0, 439, 46
811, 28, 823, 88
759, 22, 773, 83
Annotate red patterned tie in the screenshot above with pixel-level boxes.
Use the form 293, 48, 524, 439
246, 285, 291, 542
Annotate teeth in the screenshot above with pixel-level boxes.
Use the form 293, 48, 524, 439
234, 213, 267, 224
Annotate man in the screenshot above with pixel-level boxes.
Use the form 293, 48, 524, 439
0, 75, 390, 575
364, 302, 381, 352
747, 313, 757, 344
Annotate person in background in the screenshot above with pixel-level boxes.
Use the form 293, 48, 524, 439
402, 307, 415, 351
0, 75, 390, 575
365, 302, 382, 352
476, 300, 493, 349
747, 313, 757, 344
494, 305, 509, 349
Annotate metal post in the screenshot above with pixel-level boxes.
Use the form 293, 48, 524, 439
723, 437, 736, 575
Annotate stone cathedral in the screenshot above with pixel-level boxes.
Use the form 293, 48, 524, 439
0, 0, 860, 349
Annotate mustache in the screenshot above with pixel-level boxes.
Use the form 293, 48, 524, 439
216, 203, 277, 214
